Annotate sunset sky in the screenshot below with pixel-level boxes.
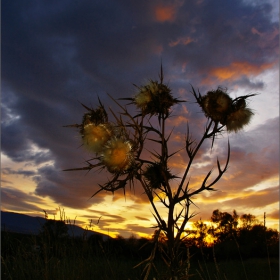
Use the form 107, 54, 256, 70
1, 0, 279, 238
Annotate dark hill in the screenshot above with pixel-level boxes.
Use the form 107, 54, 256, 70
1, 211, 110, 240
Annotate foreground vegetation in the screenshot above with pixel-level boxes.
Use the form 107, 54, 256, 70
1, 210, 279, 280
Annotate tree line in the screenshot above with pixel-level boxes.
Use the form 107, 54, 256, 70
184, 209, 279, 260
2, 209, 278, 263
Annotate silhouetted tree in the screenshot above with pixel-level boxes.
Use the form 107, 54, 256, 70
240, 213, 257, 230
210, 209, 239, 246
237, 224, 279, 258
192, 219, 209, 248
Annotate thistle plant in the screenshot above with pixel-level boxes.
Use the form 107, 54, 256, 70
64, 66, 256, 279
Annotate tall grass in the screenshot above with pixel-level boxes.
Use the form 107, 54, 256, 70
1, 231, 146, 280
1, 230, 279, 280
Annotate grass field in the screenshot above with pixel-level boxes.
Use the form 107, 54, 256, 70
1, 231, 279, 280
2, 254, 279, 280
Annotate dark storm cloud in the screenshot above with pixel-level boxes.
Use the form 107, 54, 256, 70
1, 122, 52, 164
2, 0, 278, 100
125, 223, 155, 237
231, 76, 265, 89
1, 0, 278, 214
96, 214, 127, 230
223, 186, 279, 208
1, 187, 45, 213
192, 186, 279, 224
34, 164, 107, 209
2, 167, 37, 178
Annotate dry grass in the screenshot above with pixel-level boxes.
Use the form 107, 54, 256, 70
1, 231, 279, 280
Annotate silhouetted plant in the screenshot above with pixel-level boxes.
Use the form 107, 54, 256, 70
64, 65, 256, 279
39, 218, 69, 259
240, 213, 258, 230
210, 209, 239, 244
191, 220, 210, 248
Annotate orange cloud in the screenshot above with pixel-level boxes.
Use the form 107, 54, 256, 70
154, 5, 176, 22
251, 26, 279, 43
169, 36, 195, 47
209, 61, 274, 81
251, 27, 263, 36
154, 0, 185, 23
269, 209, 280, 220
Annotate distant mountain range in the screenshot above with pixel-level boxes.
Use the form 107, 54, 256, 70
1, 211, 110, 240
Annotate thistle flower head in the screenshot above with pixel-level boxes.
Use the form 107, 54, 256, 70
101, 137, 134, 173
225, 102, 254, 132
194, 87, 256, 133
143, 162, 174, 189
201, 88, 232, 123
79, 100, 113, 153
134, 88, 152, 108
134, 80, 179, 115
81, 123, 112, 153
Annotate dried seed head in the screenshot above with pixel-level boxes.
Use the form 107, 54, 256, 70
134, 88, 152, 109
101, 137, 134, 173
82, 123, 112, 153
134, 80, 178, 115
82, 104, 108, 126
226, 107, 254, 132
201, 88, 232, 122
143, 163, 173, 189
198, 88, 256, 132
